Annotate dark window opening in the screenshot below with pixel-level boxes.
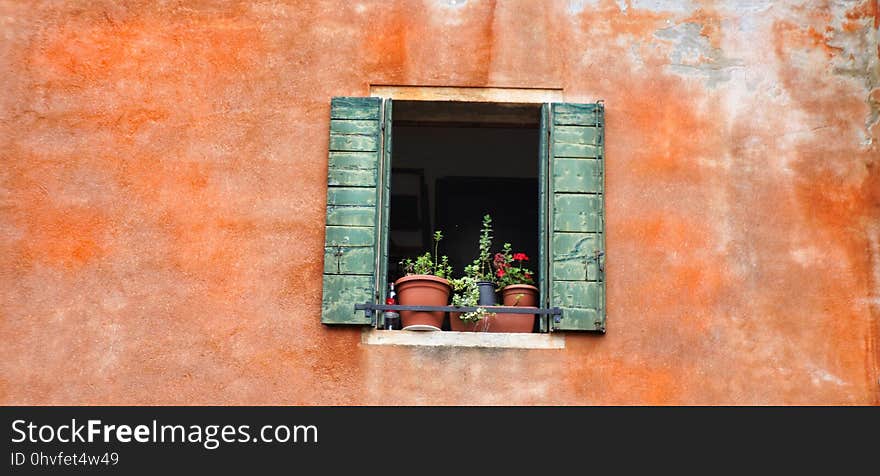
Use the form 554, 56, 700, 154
388, 101, 541, 295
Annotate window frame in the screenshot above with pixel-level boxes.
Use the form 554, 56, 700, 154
321, 96, 605, 333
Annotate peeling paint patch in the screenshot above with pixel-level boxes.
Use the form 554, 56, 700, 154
807, 363, 848, 387
654, 22, 744, 87
567, 0, 599, 15
631, 0, 696, 15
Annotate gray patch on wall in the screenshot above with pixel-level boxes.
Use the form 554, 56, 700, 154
825, 1, 880, 146
654, 22, 744, 88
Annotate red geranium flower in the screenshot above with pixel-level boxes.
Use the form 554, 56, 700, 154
513, 253, 529, 261
496, 268, 506, 278
524, 272, 533, 280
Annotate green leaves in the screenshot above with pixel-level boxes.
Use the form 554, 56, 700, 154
468, 214, 496, 283
399, 230, 453, 278
449, 276, 493, 322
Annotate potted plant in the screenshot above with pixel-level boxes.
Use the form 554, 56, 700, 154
447, 214, 497, 331
491, 243, 538, 333
448, 215, 536, 333
448, 270, 493, 332
396, 231, 453, 330
469, 214, 498, 305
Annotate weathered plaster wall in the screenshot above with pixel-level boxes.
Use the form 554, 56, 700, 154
1, 0, 877, 404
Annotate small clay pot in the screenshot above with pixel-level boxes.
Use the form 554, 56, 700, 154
501, 284, 538, 307
395, 274, 450, 330
491, 284, 540, 333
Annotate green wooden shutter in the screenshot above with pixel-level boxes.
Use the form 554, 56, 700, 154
377, 98, 393, 327
321, 97, 390, 325
545, 102, 606, 332
538, 103, 550, 333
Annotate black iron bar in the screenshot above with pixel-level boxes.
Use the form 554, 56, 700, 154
355, 303, 563, 318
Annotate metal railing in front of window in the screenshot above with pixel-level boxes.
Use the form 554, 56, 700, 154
355, 303, 563, 324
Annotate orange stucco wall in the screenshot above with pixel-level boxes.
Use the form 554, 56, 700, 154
1, 0, 878, 405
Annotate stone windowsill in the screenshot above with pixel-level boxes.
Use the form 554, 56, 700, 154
361, 329, 565, 349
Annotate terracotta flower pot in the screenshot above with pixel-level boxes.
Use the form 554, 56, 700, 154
449, 284, 538, 333
395, 274, 450, 330
501, 284, 538, 307
491, 284, 539, 333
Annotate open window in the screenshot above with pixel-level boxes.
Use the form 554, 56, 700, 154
321, 97, 605, 332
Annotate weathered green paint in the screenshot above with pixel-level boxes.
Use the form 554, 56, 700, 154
329, 119, 380, 135
552, 141, 602, 158
553, 158, 602, 193
556, 307, 602, 331
321, 275, 373, 325
330, 97, 381, 120
323, 245, 375, 275
548, 102, 605, 332
551, 281, 601, 308
553, 103, 601, 126
553, 113, 601, 127
553, 103, 602, 115
328, 151, 380, 170
325, 205, 376, 227
324, 225, 374, 246
327, 168, 377, 187
553, 194, 603, 232
329, 133, 379, 152
551, 232, 602, 281
553, 125, 600, 145
538, 103, 550, 333
326, 187, 376, 206
322, 97, 384, 325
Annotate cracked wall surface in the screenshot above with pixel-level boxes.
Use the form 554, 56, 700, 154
0, 0, 878, 404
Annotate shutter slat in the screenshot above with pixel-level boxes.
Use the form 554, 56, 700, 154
329, 151, 380, 170
328, 168, 377, 187
327, 187, 377, 206
553, 158, 602, 193
330, 97, 381, 119
322, 275, 374, 324
557, 307, 601, 327
325, 205, 376, 226
551, 281, 601, 308
330, 119, 380, 135
553, 125, 600, 145
551, 232, 603, 281
552, 103, 601, 126
329, 133, 379, 152
553, 103, 602, 114
553, 112, 600, 126
324, 226, 375, 246
323, 246, 375, 275
553, 194, 603, 232
552, 142, 602, 158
